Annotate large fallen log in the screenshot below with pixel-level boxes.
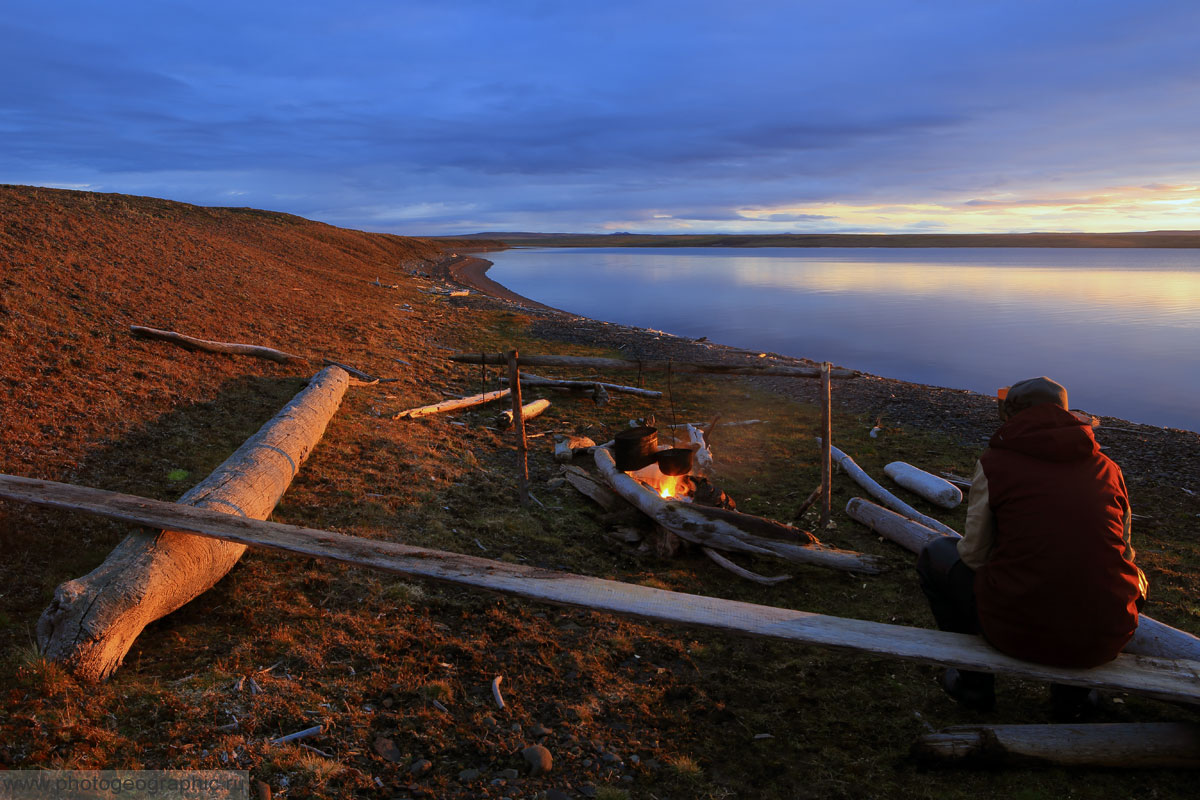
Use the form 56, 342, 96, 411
3, 473, 1199, 704
845, 497, 1200, 662
33, 367, 349, 681
131, 325, 308, 365
394, 388, 511, 419
452, 352, 857, 379
913, 723, 1200, 768
820, 439, 960, 537
594, 448, 883, 574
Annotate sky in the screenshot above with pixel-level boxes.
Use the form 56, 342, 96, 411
3, 0, 1200, 236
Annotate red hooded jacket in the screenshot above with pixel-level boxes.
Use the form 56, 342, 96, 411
972, 404, 1146, 668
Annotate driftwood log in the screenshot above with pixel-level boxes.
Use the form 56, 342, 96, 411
845, 497, 1200, 661
594, 448, 883, 574
503, 373, 663, 399
4, 473, 1199, 704
554, 435, 598, 463
884, 461, 962, 509
913, 723, 1200, 768
394, 388, 510, 419
820, 439, 960, 537
451, 352, 857, 379
34, 366, 349, 681
499, 398, 551, 428
130, 325, 308, 365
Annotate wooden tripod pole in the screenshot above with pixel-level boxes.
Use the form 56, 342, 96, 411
819, 361, 832, 529
506, 350, 530, 507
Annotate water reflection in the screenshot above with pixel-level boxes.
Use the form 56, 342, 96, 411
488, 247, 1200, 431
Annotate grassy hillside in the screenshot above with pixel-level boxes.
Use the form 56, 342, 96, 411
2, 186, 1198, 799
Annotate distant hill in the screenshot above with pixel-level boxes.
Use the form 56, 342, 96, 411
442, 231, 1200, 248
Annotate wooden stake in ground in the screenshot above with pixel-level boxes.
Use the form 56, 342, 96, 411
820, 361, 832, 529
4, 474, 1199, 705
507, 350, 529, 507
34, 366, 350, 682
130, 325, 308, 365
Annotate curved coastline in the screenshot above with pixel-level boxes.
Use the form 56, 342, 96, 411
446, 254, 566, 314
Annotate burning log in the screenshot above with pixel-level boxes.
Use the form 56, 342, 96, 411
394, 388, 510, 419
913, 723, 1200, 768
845, 497, 1200, 662
499, 397, 551, 428
451, 352, 858, 379
819, 439, 960, 537
594, 448, 883, 574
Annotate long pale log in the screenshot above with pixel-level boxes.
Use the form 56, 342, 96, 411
131, 325, 308, 365
34, 366, 349, 681
451, 352, 857, 379
394, 388, 510, 419
594, 448, 883, 574
914, 723, 1200, 768
3, 474, 1199, 704
845, 497, 1200, 662
499, 398, 551, 428
504, 373, 663, 399
820, 439, 960, 537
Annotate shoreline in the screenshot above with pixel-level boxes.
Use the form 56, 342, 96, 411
440, 249, 1200, 496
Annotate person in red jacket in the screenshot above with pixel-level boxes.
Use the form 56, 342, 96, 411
917, 376, 1147, 713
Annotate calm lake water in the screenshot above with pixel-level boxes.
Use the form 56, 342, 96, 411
486, 247, 1200, 433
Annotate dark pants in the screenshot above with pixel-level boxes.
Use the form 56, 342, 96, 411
916, 536, 980, 636
917, 537, 1090, 713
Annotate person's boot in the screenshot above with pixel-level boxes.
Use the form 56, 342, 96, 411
1049, 683, 1100, 721
940, 668, 995, 711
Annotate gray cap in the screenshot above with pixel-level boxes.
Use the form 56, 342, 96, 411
1000, 376, 1069, 421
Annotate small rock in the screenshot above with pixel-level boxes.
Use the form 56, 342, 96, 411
581, 784, 598, 798
409, 758, 432, 776
373, 736, 402, 763
546, 790, 572, 800
500, 768, 520, 781
457, 768, 481, 782
601, 752, 621, 764
621, 775, 634, 783
530, 723, 553, 738
582, 758, 593, 768
629, 754, 640, 766
511, 723, 522, 733
522, 744, 553, 775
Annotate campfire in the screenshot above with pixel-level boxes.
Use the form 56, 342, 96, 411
627, 459, 695, 501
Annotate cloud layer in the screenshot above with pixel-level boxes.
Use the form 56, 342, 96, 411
4, 0, 1199, 234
